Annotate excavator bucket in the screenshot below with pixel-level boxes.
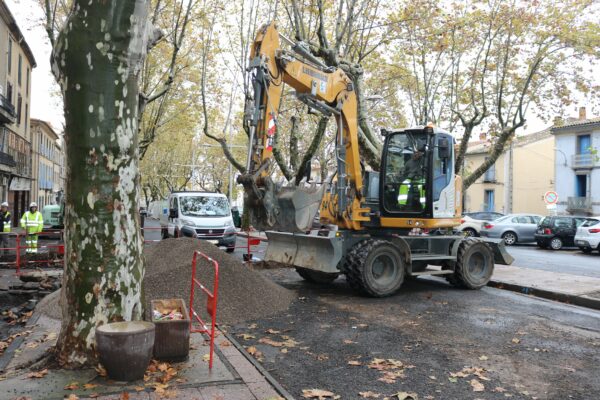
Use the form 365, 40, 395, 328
264, 231, 343, 273
239, 173, 326, 233
272, 183, 326, 232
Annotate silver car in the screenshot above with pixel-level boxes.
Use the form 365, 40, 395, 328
479, 213, 543, 245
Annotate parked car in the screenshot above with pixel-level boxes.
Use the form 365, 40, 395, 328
480, 213, 543, 245
159, 191, 237, 252
574, 217, 600, 254
535, 215, 597, 250
457, 212, 505, 236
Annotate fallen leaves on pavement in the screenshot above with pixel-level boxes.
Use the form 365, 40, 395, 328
83, 383, 98, 390
359, 391, 381, 398
470, 378, 485, 392
302, 388, 339, 399
64, 382, 79, 390
95, 364, 107, 377
66, 395, 79, 400
511, 338, 520, 344
347, 360, 362, 366
120, 393, 130, 400
392, 392, 418, 400
367, 358, 413, 384
27, 368, 48, 379
238, 333, 256, 340
258, 337, 299, 348
449, 366, 489, 381
265, 328, 281, 334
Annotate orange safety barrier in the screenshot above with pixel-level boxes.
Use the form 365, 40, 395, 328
189, 250, 219, 369
0, 231, 64, 274
234, 231, 267, 261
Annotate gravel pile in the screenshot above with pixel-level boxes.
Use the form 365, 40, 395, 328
144, 238, 295, 325
37, 238, 295, 325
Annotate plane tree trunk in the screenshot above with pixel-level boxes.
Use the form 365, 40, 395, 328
51, 0, 150, 367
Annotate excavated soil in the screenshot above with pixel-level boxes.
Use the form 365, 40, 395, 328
144, 238, 296, 325
37, 238, 296, 325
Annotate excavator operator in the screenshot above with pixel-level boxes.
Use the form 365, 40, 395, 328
397, 145, 427, 212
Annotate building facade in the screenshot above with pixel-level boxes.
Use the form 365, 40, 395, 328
31, 119, 64, 209
463, 127, 555, 216
0, 1, 35, 225
552, 110, 600, 216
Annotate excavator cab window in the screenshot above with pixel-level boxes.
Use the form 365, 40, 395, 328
382, 131, 430, 214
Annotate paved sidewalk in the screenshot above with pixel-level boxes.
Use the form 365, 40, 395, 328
0, 310, 289, 400
491, 264, 600, 309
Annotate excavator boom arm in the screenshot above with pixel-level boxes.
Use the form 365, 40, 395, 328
239, 22, 367, 232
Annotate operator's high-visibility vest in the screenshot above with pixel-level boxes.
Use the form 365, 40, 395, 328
20, 211, 43, 234
398, 180, 426, 206
1, 211, 10, 232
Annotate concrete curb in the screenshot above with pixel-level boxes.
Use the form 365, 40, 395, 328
488, 279, 600, 311
223, 330, 295, 400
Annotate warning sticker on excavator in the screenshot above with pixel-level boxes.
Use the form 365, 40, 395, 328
320, 81, 327, 93
266, 115, 276, 151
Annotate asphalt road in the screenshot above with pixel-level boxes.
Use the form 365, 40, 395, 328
228, 269, 600, 400
507, 244, 600, 278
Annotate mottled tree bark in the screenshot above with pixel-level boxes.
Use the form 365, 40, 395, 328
51, 0, 150, 367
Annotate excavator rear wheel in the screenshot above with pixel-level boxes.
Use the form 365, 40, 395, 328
342, 239, 405, 297
296, 268, 339, 284
447, 237, 494, 289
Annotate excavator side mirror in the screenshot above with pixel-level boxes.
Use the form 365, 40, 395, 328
438, 138, 450, 159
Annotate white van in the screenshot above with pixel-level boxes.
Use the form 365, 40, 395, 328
159, 191, 236, 252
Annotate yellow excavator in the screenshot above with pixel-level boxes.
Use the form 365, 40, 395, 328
238, 22, 513, 297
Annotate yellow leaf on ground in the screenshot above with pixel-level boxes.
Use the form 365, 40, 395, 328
83, 383, 98, 390
95, 364, 107, 377
66, 395, 79, 400
134, 386, 145, 392
302, 388, 337, 399
202, 354, 211, 362
470, 379, 485, 392
359, 391, 381, 398
238, 333, 256, 340
158, 362, 169, 372
392, 392, 418, 400
265, 328, 281, 334
27, 368, 48, 379
281, 348, 288, 354
479, 355, 488, 361
343, 339, 355, 344
511, 338, 520, 344
347, 360, 361, 366
64, 382, 79, 390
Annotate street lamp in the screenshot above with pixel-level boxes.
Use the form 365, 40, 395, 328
554, 148, 568, 167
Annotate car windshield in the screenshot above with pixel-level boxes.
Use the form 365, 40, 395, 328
582, 219, 599, 227
179, 196, 230, 217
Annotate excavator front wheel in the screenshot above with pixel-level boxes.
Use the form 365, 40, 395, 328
447, 238, 494, 289
342, 239, 405, 297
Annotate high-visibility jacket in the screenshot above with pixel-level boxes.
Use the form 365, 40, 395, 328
1, 211, 10, 232
20, 211, 43, 234
398, 180, 426, 207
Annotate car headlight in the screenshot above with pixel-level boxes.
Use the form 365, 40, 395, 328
181, 219, 195, 227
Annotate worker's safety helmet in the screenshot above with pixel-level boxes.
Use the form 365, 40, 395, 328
30, 202, 37, 208
1, 202, 7, 207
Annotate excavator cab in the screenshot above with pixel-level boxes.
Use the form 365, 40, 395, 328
380, 126, 457, 221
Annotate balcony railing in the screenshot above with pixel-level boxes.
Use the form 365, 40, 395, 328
0, 94, 16, 125
572, 153, 599, 169
567, 196, 593, 213
0, 151, 16, 167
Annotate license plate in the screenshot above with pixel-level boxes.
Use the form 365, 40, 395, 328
208, 240, 219, 244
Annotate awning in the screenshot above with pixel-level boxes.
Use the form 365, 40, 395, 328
9, 176, 30, 191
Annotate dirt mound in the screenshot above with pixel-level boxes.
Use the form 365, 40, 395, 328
35, 288, 62, 320
144, 238, 295, 325
37, 238, 295, 325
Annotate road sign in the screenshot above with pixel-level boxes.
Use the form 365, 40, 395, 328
544, 191, 558, 205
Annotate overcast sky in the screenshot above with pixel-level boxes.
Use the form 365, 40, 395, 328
5, 0, 598, 138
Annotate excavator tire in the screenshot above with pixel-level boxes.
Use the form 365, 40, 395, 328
446, 237, 494, 289
341, 239, 405, 297
295, 268, 339, 284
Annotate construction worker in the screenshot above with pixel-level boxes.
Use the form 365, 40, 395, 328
21, 202, 43, 253
0, 202, 11, 255
397, 148, 427, 211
